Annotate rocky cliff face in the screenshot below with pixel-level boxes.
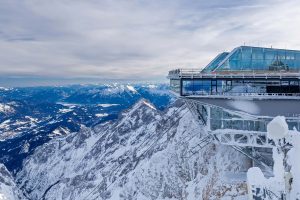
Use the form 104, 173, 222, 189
0, 164, 25, 200
16, 100, 251, 200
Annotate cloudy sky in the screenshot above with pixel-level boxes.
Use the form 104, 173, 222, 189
1, 0, 300, 86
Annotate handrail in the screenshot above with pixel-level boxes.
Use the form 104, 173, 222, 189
168, 68, 300, 79
182, 92, 300, 98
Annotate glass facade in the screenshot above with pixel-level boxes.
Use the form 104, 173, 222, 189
197, 103, 300, 132
209, 105, 269, 132
168, 46, 300, 97
202, 52, 229, 72
213, 46, 300, 72
170, 79, 180, 93
181, 79, 300, 96
197, 46, 300, 73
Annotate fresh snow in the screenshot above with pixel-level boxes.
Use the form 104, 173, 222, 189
267, 116, 288, 140
58, 108, 73, 113
56, 102, 79, 108
287, 129, 300, 199
25, 116, 38, 123
0, 164, 25, 200
0, 104, 14, 114
49, 127, 71, 138
248, 116, 300, 199
142, 100, 157, 110
0, 120, 11, 129
95, 113, 109, 117
147, 84, 157, 89
100, 84, 137, 95
126, 85, 137, 93
247, 146, 286, 199
20, 142, 30, 154
0, 87, 9, 91
97, 104, 119, 108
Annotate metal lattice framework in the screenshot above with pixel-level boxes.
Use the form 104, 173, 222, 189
184, 98, 277, 169
185, 98, 276, 148
211, 130, 274, 148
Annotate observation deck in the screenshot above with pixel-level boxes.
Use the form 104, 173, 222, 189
168, 46, 300, 99
168, 69, 300, 99
168, 46, 300, 169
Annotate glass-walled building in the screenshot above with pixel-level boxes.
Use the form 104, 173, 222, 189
168, 46, 300, 97
180, 79, 300, 96
214, 46, 300, 72
168, 46, 300, 169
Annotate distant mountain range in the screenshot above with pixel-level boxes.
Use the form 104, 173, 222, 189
0, 83, 175, 173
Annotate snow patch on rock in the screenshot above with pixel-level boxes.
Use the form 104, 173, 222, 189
97, 104, 119, 108
95, 113, 109, 117
0, 104, 14, 114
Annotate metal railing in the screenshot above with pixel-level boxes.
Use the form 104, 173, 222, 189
182, 92, 300, 98
168, 68, 300, 79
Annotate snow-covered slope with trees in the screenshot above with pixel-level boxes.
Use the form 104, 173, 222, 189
16, 100, 250, 200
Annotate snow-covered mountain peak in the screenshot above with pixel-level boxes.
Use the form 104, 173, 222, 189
98, 84, 140, 96
126, 85, 137, 94
129, 99, 157, 112
141, 100, 157, 110
119, 99, 159, 122
15, 100, 249, 200
0, 87, 9, 91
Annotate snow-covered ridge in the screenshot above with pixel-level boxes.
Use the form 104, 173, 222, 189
0, 87, 9, 91
0, 164, 25, 200
142, 100, 156, 110
126, 85, 137, 93
16, 100, 249, 200
99, 84, 139, 95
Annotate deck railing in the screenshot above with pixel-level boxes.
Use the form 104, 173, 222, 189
168, 68, 300, 79
183, 92, 300, 97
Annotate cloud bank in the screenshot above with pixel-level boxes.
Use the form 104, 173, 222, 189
1, 0, 300, 85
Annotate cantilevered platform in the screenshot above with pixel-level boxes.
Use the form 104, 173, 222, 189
168, 46, 300, 169
168, 69, 300, 99
168, 46, 300, 99
168, 68, 300, 80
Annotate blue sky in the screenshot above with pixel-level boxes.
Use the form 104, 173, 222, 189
1, 0, 300, 86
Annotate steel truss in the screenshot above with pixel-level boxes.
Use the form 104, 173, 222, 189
184, 98, 277, 168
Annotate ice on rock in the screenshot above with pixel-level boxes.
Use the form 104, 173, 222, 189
248, 116, 300, 199
287, 130, 300, 199
247, 145, 286, 198
267, 116, 288, 140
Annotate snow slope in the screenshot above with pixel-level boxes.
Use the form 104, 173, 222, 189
0, 164, 25, 200
16, 100, 250, 200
